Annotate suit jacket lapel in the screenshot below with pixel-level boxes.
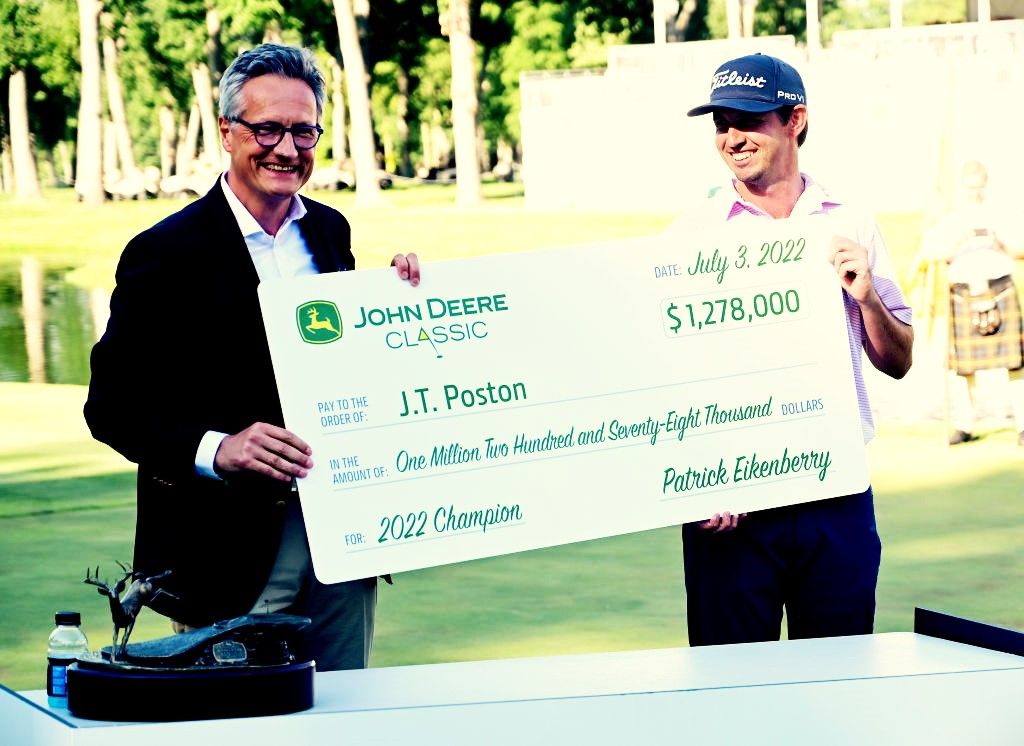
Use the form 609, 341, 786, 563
198, 185, 261, 289
198, 185, 347, 278
298, 207, 342, 274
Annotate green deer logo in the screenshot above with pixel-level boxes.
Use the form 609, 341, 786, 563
297, 300, 342, 344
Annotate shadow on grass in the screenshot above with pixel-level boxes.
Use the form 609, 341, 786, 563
0, 471, 135, 518
479, 185, 526, 201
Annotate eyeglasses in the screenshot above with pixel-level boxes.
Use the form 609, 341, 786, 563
229, 116, 323, 150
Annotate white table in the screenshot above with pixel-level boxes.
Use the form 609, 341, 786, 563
3, 632, 1023, 745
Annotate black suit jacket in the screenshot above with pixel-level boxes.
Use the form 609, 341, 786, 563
85, 185, 355, 625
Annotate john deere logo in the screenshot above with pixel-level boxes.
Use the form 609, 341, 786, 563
297, 300, 342, 344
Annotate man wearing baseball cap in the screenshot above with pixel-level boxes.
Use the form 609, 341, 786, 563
672, 53, 914, 646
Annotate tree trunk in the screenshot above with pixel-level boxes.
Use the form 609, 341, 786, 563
42, 151, 58, 187
381, 132, 394, 175
1, 136, 13, 192
262, 20, 284, 44
179, 103, 201, 175
443, 0, 481, 206
889, 0, 903, 29
328, 57, 349, 165
191, 63, 222, 170
102, 15, 138, 180
396, 69, 412, 177
20, 257, 45, 383
159, 105, 177, 179
353, 0, 371, 71
806, 0, 822, 51
725, 0, 741, 38
103, 119, 118, 191
76, 0, 105, 204
430, 110, 450, 168
8, 69, 42, 201
333, 0, 383, 205
669, 0, 698, 42
420, 120, 434, 171
57, 141, 74, 185
206, 7, 225, 81
740, 0, 756, 36
494, 138, 514, 181
652, 0, 669, 44
476, 122, 489, 173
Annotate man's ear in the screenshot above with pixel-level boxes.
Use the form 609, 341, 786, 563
219, 116, 232, 152
790, 105, 808, 140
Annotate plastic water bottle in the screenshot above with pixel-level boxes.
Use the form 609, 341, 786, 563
47, 611, 89, 708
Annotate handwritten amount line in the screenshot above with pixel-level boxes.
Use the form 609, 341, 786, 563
330, 410, 828, 493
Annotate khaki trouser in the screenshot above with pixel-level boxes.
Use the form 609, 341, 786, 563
172, 497, 376, 671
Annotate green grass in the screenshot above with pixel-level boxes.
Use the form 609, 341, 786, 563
2, 383, 1022, 691
0, 184, 677, 288
0, 184, 927, 284
1, 187, 1020, 692
868, 423, 1024, 631
0, 384, 135, 517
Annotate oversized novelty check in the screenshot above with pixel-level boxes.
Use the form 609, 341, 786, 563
259, 219, 869, 583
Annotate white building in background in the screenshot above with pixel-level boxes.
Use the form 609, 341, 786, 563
969, 0, 1024, 21
519, 21, 1024, 215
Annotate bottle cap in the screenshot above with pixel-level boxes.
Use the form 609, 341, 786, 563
55, 610, 81, 626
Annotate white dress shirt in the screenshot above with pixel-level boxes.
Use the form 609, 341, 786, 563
194, 175, 317, 477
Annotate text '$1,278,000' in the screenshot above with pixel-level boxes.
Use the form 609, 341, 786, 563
665, 288, 802, 334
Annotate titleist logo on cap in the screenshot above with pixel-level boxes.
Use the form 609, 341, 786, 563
711, 70, 766, 92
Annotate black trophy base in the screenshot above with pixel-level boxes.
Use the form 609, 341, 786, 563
67, 659, 315, 721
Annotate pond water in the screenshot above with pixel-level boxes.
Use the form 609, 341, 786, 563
0, 259, 106, 386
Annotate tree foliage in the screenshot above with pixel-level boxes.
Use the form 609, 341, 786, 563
820, 0, 965, 42
0, 0, 79, 149
0, 0, 973, 189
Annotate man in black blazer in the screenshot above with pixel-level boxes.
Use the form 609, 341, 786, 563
85, 44, 419, 671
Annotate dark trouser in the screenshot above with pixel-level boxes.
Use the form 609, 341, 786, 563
682, 488, 880, 647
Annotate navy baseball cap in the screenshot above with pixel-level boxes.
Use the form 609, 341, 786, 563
687, 53, 806, 117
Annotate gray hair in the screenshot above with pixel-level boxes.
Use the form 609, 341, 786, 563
219, 44, 325, 120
